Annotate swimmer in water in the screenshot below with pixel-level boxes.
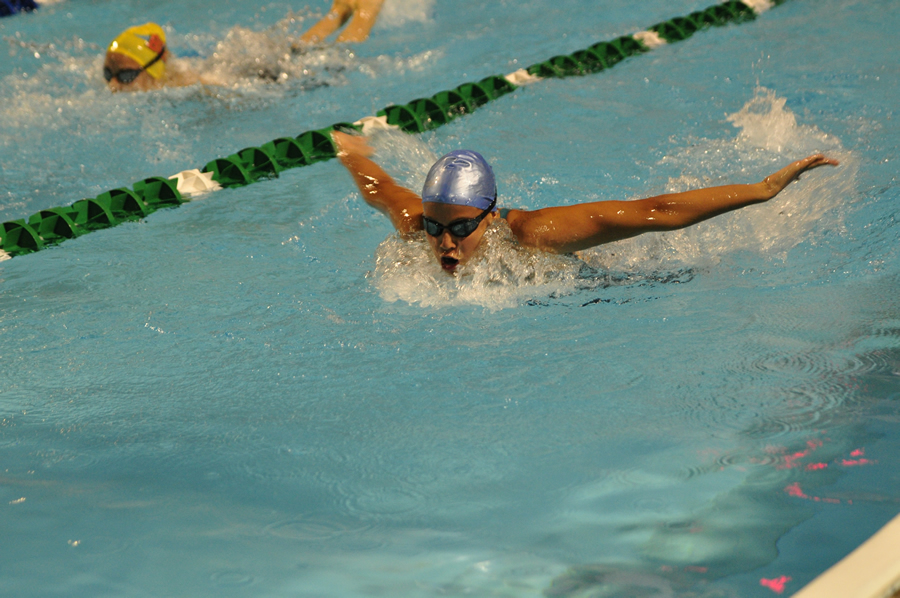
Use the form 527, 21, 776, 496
296, 0, 384, 45
331, 131, 839, 274
104, 23, 213, 92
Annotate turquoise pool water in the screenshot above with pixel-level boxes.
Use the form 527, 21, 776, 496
1, 0, 898, 596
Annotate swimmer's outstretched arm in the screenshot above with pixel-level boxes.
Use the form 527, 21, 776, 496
506, 154, 839, 253
300, 0, 384, 44
332, 131, 424, 234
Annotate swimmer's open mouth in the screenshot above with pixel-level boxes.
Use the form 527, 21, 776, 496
440, 256, 459, 270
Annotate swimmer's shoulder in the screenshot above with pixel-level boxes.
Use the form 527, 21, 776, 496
498, 208, 524, 240
497, 208, 544, 250
498, 207, 531, 229
498, 207, 527, 221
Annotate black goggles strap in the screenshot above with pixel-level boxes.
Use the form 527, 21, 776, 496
104, 46, 166, 84
142, 45, 166, 71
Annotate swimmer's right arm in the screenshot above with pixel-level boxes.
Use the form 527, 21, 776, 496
332, 131, 424, 234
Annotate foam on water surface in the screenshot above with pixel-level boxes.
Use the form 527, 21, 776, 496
584, 87, 854, 272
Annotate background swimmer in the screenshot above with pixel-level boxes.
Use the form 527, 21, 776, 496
103, 23, 217, 92
103, 12, 375, 93
332, 131, 839, 274
296, 0, 385, 45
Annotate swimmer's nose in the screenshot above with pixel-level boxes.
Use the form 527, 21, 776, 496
438, 231, 456, 250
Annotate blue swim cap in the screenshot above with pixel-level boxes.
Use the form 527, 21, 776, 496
421, 150, 496, 211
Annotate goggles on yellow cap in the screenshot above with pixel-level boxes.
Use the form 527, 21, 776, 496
107, 23, 167, 80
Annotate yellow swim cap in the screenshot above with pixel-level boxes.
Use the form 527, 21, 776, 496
107, 23, 167, 80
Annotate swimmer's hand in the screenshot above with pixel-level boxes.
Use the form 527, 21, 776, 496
332, 130, 374, 158
762, 154, 839, 199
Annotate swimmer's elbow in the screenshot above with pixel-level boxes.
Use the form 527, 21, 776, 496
638, 200, 700, 231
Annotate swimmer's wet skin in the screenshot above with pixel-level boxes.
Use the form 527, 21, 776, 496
332, 131, 839, 274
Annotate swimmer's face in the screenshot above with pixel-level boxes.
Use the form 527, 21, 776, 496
422, 202, 497, 274
103, 51, 165, 92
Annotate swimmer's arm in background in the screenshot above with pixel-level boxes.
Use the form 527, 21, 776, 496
300, 0, 383, 44
506, 154, 839, 254
300, 1, 353, 44
335, 0, 384, 43
332, 131, 424, 234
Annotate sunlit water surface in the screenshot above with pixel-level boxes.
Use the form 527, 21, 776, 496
1, 0, 899, 597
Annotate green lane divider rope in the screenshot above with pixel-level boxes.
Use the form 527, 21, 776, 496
0, 0, 785, 260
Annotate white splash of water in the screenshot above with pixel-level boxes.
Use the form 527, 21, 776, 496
0, 35, 106, 130
372, 222, 583, 311
194, 13, 356, 89
581, 87, 855, 272
380, 0, 435, 26
727, 87, 802, 153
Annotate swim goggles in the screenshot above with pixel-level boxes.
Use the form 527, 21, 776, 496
422, 199, 496, 238
104, 46, 166, 84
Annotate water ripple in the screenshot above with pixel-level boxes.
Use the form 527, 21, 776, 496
209, 569, 255, 588
73, 535, 133, 557
340, 483, 426, 519
263, 515, 372, 542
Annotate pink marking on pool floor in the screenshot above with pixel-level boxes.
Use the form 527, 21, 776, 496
760, 576, 792, 594
785, 483, 809, 499
784, 482, 842, 504
841, 458, 874, 466
776, 439, 824, 470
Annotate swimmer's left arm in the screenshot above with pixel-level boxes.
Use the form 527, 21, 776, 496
506, 154, 839, 253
